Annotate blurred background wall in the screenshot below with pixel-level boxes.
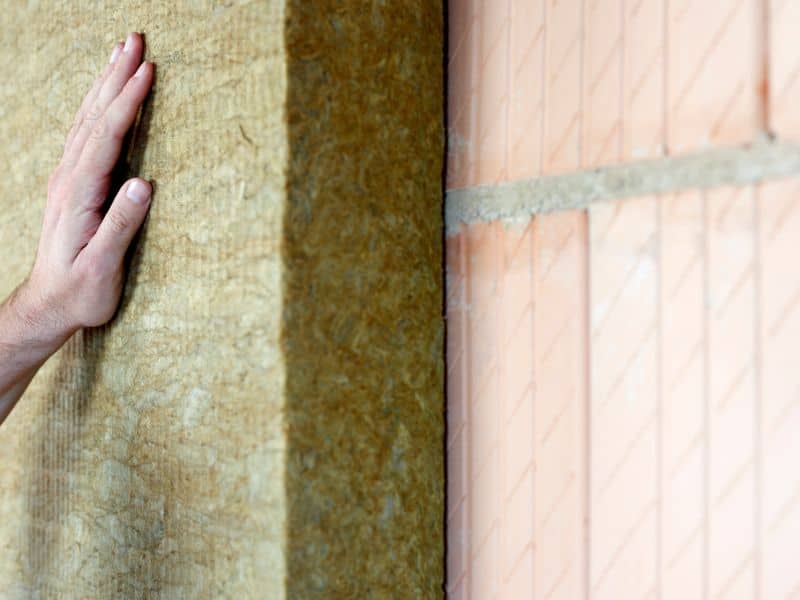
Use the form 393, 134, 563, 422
446, 1, 800, 598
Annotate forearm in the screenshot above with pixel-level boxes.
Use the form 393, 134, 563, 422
0, 281, 76, 422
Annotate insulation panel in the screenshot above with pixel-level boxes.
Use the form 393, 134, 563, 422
0, 2, 444, 597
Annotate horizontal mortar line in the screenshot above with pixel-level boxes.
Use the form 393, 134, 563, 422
445, 138, 800, 234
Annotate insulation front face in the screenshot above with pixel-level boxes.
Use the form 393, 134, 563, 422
0, 2, 443, 597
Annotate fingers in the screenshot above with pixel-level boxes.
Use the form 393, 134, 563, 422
73, 60, 154, 184
85, 178, 152, 265
62, 32, 146, 169
63, 42, 123, 157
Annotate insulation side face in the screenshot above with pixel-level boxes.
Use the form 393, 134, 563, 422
283, 1, 445, 596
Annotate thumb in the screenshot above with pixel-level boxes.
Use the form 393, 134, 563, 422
88, 178, 152, 264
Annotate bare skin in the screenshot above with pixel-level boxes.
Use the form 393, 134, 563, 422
0, 32, 154, 424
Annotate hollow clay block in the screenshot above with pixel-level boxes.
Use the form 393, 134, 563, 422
0, 1, 443, 597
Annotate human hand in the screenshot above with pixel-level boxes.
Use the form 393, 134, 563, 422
21, 32, 154, 340
0, 32, 155, 423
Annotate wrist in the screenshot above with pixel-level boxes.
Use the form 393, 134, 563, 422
0, 279, 76, 424
2, 279, 77, 357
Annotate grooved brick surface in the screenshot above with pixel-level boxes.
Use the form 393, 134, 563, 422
666, 0, 761, 152
589, 197, 659, 600
624, 0, 665, 159
532, 211, 588, 600
758, 179, 800, 599
769, 0, 800, 137
447, 0, 770, 190
446, 213, 589, 598
660, 190, 705, 599
543, 0, 583, 175
706, 186, 757, 598
446, 181, 800, 598
584, 0, 623, 167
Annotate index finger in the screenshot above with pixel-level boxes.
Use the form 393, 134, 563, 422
62, 42, 123, 158
73, 61, 154, 192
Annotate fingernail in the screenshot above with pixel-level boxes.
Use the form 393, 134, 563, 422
126, 180, 150, 205
109, 43, 122, 64
123, 33, 134, 53
134, 61, 148, 78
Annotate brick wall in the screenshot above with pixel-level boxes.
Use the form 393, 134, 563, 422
446, 2, 800, 598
